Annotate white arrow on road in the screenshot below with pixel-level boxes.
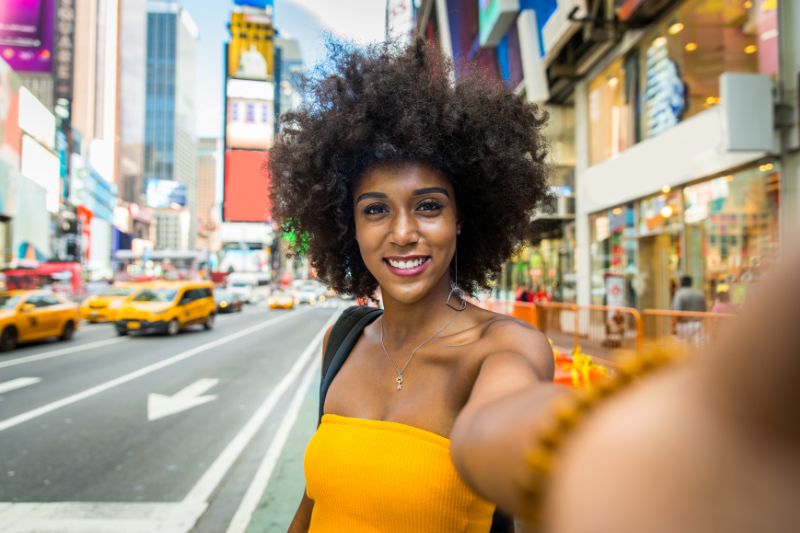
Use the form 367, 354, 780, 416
0, 377, 41, 395
147, 378, 219, 421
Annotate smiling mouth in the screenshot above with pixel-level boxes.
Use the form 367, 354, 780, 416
383, 256, 432, 276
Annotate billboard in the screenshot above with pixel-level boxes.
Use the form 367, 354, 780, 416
0, 0, 55, 73
223, 149, 271, 222
227, 10, 274, 80
234, 0, 273, 9
226, 78, 273, 150
145, 178, 187, 209
21, 133, 59, 213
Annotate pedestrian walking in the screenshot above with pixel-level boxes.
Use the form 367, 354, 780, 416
671, 274, 707, 344
271, 38, 553, 533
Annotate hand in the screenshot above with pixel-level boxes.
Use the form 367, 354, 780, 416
543, 250, 800, 533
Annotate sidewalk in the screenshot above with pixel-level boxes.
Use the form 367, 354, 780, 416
244, 375, 320, 533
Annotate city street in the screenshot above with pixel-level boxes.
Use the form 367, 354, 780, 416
0, 303, 340, 532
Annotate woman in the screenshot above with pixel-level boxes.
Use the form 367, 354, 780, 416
272, 39, 556, 532
273, 39, 800, 533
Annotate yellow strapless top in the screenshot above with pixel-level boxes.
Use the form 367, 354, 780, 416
304, 414, 495, 533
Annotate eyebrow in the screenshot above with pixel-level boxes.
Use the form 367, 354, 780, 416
355, 187, 450, 204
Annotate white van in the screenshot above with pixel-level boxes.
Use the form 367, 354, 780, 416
227, 273, 259, 304
226, 272, 272, 304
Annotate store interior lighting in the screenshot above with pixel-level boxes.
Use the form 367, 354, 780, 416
668, 22, 684, 35
744, 44, 758, 54
684, 42, 698, 52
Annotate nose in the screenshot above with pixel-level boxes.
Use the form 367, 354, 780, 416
389, 210, 420, 247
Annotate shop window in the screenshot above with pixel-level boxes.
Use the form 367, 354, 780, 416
683, 162, 780, 304
639, 0, 778, 140
588, 58, 634, 165
590, 204, 638, 306
639, 189, 682, 236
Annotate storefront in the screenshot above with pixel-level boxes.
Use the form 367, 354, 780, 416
576, 0, 782, 309
589, 161, 780, 309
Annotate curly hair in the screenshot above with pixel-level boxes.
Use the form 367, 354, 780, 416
270, 39, 551, 297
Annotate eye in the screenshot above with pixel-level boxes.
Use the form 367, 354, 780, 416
363, 203, 388, 216
417, 199, 443, 212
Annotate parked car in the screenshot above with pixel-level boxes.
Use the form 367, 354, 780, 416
80, 282, 141, 323
0, 290, 80, 351
115, 281, 215, 336
268, 291, 297, 310
214, 289, 244, 313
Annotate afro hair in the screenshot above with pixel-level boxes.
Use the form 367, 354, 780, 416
270, 38, 551, 297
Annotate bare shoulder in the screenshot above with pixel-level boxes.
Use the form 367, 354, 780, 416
472, 306, 554, 381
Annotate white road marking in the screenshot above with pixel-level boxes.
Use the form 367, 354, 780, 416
182, 308, 340, 508
0, 337, 128, 370
226, 346, 320, 533
0, 501, 207, 533
0, 377, 41, 395
147, 378, 219, 421
0, 307, 313, 433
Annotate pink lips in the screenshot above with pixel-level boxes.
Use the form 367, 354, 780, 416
384, 256, 431, 277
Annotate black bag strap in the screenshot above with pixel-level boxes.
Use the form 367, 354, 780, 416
317, 305, 514, 533
318, 305, 383, 424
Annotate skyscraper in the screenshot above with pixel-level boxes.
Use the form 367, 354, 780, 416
144, 0, 198, 250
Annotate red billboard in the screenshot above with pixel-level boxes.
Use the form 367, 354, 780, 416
223, 149, 271, 222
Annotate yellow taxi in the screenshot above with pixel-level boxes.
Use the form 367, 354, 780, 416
268, 290, 297, 310
80, 283, 141, 323
0, 290, 81, 351
115, 280, 215, 336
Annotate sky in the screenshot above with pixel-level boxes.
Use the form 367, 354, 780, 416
180, 0, 387, 138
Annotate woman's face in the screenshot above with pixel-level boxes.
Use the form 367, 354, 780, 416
353, 162, 458, 305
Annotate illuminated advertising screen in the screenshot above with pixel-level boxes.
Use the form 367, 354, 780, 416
145, 179, 187, 209
0, 0, 55, 73
225, 78, 274, 150
223, 149, 271, 222
227, 10, 274, 80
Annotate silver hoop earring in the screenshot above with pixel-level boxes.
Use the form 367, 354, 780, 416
446, 239, 467, 311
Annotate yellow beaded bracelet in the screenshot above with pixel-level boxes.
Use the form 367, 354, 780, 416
522, 342, 688, 526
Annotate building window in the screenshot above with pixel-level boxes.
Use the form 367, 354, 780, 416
246, 103, 255, 123
639, 0, 778, 140
588, 58, 633, 165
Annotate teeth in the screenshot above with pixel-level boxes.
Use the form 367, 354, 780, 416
388, 257, 426, 269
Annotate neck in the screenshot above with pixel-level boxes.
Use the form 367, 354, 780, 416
379, 274, 461, 347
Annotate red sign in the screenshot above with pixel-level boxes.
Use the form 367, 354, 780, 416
223, 149, 272, 222
76, 205, 92, 262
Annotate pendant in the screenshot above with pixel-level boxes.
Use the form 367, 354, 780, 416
395, 374, 404, 391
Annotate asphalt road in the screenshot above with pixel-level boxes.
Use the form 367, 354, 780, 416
0, 302, 342, 532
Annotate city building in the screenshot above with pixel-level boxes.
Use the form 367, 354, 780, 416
68, 0, 121, 279
119, 0, 149, 206
274, 37, 303, 127
144, 0, 199, 250
196, 137, 222, 254
419, 0, 799, 309
153, 208, 191, 251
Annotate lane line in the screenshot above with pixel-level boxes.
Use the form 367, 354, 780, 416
182, 307, 340, 508
0, 337, 129, 370
0, 308, 315, 433
225, 345, 320, 533
0, 377, 42, 395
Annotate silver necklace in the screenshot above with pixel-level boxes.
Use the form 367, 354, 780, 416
379, 312, 460, 391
